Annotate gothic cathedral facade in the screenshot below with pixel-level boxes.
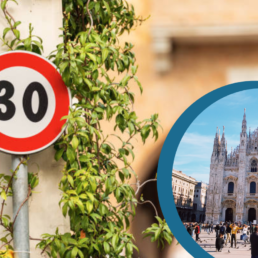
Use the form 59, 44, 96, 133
206, 109, 258, 224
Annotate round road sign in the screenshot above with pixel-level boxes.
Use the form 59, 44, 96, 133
0, 51, 71, 154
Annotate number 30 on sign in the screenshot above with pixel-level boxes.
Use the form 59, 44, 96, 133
0, 51, 71, 155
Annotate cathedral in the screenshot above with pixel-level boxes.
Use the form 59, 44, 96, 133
206, 109, 258, 224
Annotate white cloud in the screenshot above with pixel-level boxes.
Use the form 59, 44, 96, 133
219, 91, 256, 107
174, 132, 240, 183
181, 132, 213, 146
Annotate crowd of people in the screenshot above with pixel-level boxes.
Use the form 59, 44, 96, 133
184, 221, 258, 256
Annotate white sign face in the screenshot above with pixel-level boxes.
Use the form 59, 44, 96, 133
0, 67, 56, 138
0, 51, 71, 154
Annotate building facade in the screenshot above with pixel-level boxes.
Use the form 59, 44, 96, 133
172, 169, 198, 221
206, 109, 258, 224
193, 182, 208, 222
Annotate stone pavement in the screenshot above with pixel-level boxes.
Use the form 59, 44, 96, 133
195, 230, 252, 257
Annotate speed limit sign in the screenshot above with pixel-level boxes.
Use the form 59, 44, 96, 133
0, 51, 71, 154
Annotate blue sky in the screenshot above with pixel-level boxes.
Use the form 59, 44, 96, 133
173, 89, 258, 184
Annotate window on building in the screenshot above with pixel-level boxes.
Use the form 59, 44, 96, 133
250, 181, 256, 194
175, 186, 177, 191
251, 160, 258, 172
196, 195, 198, 197
228, 182, 234, 194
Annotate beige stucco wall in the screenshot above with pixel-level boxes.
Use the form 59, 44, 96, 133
152, 0, 258, 25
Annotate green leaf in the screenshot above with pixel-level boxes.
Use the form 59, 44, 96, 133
134, 76, 143, 93
128, 121, 134, 135
86, 201, 93, 214
77, 250, 84, 258
55, 148, 64, 161
67, 146, 76, 163
72, 135, 79, 150
103, 242, 110, 254
1, 0, 7, 10
111, 234, 118, 248
2, 27, 10, 39
103, 1, 111, 15
62, 202, 68, 217
131, 65, 138, 75
102, 48, 109, 63
13, 29, 20, 39
141, 125, 151, 143
67, 175, 74, 187
71, 247, 78, 258
59, 61, 69, 73
126, 243, 133, 256
24, 37, 31, 49
76, 200, 85, 213
121, 74, 131, 86
77, 0, 84, 7
1, 190, 6, 200
154, 227, 162, 241
14, 21, 21, 28
87, 53, 97, 63
95, 2, 100, 12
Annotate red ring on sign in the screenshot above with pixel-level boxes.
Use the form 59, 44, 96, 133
0, 51, 71, 154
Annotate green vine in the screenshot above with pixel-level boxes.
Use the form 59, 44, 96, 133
0, 0, 173, 257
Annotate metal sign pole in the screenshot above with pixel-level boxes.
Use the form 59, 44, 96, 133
12, 156, 30, 258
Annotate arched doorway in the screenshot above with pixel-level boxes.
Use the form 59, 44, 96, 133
225, 208, 233, 222
191, 213, 196, 222
248, 208, 256, 222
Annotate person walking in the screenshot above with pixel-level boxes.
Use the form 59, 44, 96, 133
195, 223, 200, 241
250, 226, 258, 258
230, 222, 242, 248
187, 224, 193, 236
199, 222, 202, 233
208, 223, 211, 233
215, 224, 220, 238
191, 223, 194, 237
219, 223, 226, 241
242, 224, 249, 243
226, 223, 231, 245
216, 233, 225, 252
250, 221, 253, 234
210, 222, 214, 233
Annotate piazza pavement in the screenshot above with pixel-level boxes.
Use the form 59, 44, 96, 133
194, 230, 252, 257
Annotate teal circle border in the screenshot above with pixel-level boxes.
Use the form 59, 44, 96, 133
157, 81, 258, 258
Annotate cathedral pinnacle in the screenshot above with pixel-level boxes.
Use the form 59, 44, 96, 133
242, 108, 247, 135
